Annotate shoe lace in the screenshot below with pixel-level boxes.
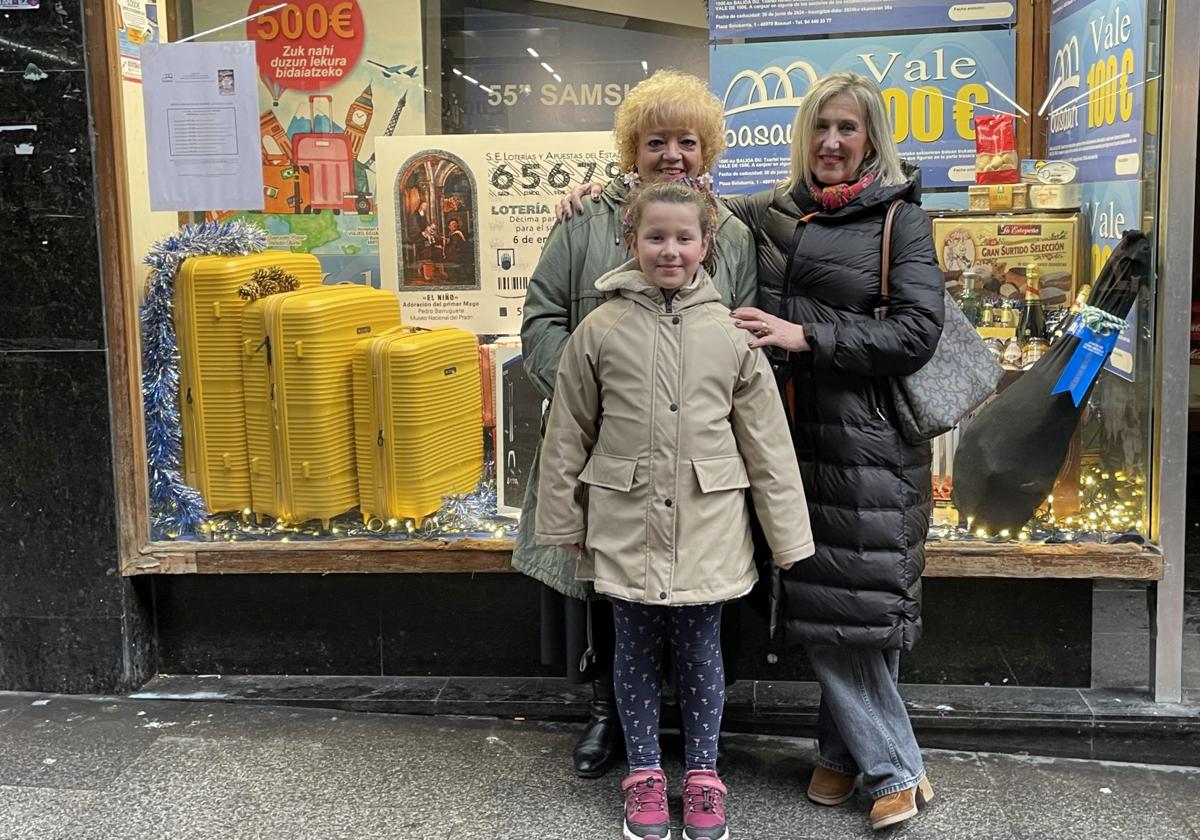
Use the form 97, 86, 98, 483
630, 776, 667, 815
684, 779, 725, 819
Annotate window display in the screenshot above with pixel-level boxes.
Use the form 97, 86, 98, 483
122, 0, 1165, 558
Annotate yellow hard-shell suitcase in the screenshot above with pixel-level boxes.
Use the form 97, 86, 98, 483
174, 251, 322, 514
352, 326, 484, 522
242, 285, 402, 525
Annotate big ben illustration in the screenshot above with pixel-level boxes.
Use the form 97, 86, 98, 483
344, 83, 374, 159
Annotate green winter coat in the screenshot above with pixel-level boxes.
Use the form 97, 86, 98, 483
512, 177, 758, 598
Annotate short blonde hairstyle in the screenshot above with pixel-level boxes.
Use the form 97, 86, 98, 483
789, 71, 907, 188
613, 70, 728, 174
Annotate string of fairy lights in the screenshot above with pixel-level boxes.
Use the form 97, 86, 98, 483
191, 464, 518, 543
931, 463, 1146, 543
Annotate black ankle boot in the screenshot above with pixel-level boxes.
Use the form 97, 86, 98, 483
573, 678, 621, 778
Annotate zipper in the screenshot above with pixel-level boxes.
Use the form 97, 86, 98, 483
265, 293, 289, 520
865, 378, 888, 423
373, 334, 393, 516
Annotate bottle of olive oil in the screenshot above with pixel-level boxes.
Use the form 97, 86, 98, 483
955, 269, 984, 326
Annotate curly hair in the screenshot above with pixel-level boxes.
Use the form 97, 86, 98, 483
613, 70, 728, 174
623, 179, 721, 274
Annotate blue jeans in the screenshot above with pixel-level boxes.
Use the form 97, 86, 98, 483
806, 643, 925, 799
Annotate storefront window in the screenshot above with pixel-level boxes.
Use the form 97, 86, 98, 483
117, 0, 1167, 552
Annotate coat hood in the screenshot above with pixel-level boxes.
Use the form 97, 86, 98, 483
593, 258, 721, 311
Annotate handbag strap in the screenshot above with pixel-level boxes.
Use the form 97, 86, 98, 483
783, 210, 820, 299
877, 199, 905, 309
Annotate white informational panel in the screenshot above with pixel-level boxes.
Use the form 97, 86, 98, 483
141, 41, 264, 211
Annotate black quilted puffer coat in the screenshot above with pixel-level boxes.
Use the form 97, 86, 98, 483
725, 168, 944, 650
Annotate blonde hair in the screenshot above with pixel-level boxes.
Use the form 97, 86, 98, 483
788, 72, 907, 188
623, 180, 720, 272
613, 70, 728, 174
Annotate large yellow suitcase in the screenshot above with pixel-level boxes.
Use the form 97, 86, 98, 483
242, 285, 402, 525
352, 326, 484, 522
174, 251, 322, 514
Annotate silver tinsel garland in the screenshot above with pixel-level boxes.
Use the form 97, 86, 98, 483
141, 220, 268, 537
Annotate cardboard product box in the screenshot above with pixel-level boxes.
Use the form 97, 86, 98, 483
1029, 182, 1082, 209
968, 184, 1028, 211
932, 213, 1083, 305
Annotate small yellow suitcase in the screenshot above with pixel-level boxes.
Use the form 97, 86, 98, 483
353, 326, 484, 522
174, 251, 322, 514
242, 285, 402, 525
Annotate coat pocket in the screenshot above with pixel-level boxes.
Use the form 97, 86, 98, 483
579, 453, 638, 492
691, 455, 750, 493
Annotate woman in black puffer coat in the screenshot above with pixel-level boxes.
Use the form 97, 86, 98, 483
725, 72, 945, 832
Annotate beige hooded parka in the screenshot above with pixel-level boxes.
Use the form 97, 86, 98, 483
535, 261, 814, 606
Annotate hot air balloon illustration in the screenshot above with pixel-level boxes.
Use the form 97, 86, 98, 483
260, 70, 285, 107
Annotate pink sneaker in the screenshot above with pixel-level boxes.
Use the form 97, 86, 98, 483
682, 770, 728, 840
621, 769, 671, 840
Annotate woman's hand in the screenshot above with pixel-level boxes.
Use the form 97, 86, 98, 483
730, 307, 810, 352
556, 182, 605, 222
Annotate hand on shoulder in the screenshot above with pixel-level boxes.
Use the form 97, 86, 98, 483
556, 181, 605, 222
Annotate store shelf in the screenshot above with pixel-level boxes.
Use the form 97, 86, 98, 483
125, 538, 1162, 580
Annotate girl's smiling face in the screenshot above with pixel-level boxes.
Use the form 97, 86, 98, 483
633, 200, 709, 290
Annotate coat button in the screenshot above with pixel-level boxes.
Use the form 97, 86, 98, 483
672, 315, 681, 325
664, 498, 673, 507
659, 591, 668, 600
669, 403, 678, 412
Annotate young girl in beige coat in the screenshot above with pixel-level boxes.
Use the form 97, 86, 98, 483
536, 180, 814, 840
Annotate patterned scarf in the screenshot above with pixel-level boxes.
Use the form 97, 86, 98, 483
808, 170, 876, 211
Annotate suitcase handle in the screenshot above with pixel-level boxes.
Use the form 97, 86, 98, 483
213, 301, 222, 320
309, 94, 334, 131
295, 340, 304, 358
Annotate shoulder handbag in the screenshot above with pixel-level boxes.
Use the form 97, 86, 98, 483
877, 200, 1003, 445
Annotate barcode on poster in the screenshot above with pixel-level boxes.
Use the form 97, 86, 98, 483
498, 276, 529, 291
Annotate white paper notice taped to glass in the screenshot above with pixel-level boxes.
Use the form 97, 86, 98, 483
141, 41, 264, 212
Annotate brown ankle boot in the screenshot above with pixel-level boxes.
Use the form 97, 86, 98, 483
869, 776, 933, 830
807, 766, 856, 806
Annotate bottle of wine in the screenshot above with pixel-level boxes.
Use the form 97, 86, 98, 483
956, 269, 984, 326
1019, 263, 1047, 367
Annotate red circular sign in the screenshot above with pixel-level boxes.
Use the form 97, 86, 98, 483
248, 0, 365, 93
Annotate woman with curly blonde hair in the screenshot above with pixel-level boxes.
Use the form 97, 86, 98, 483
515, 69, 757, 787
